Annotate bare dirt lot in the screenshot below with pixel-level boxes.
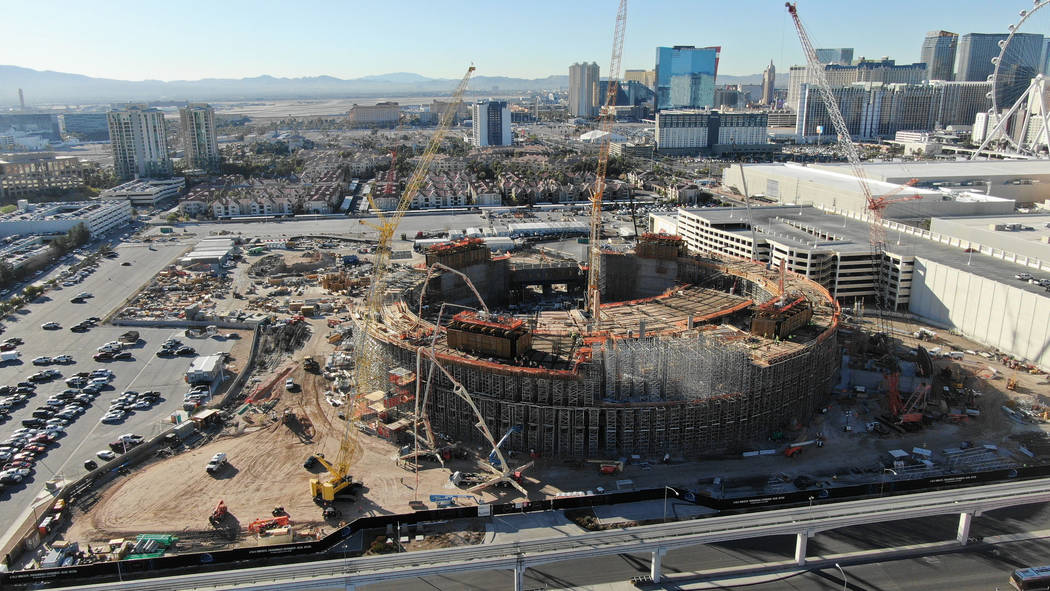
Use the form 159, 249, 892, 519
58, 313, 1050, 553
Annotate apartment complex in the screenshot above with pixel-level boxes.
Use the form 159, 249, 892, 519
179, 103, 219, 173
568, 62, 600, 118
0, 153, 91, 200
107, 105, 172, 180
348, 102, 400, 128
655, 110, 770, 156
920, 31, 958, 81
471, 100, 512, 147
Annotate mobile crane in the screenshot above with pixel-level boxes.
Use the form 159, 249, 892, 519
309, 65, 476, 503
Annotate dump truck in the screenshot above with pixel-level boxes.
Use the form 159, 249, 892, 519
303, 357, 320, 373
118, 330, 140, 345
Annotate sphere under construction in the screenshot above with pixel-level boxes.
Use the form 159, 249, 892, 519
363, 235, 840, 458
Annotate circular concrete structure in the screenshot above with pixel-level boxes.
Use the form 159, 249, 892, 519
367, 240, 840, 458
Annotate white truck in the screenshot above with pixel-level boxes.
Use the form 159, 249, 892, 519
206, 452, 228, 474
0, 350, 21, 364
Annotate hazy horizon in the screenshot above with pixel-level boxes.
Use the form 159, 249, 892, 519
4, 0, 1033, 82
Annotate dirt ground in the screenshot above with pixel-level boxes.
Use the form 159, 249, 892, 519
58, 312, 1050, 553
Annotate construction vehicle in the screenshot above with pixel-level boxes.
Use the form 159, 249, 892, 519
303, 356, 320, 373
429, 494, 477, 508
209, 500, 229, 526
1007, 377, 1018, 391
489, 426, 522, 469
586, 458, 624, 474
310, 65, 476, 503
585, 0, 627, 320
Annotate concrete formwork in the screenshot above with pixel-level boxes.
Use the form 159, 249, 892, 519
367, 252, 839, 457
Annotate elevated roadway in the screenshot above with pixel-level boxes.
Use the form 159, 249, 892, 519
43, 477, 1050, 591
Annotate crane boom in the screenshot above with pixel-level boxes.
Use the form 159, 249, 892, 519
586, 0, 628, 320
785, 2, 897, 331
310, 65, 476, 502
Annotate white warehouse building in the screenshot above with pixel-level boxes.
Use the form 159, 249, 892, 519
0, 200, 131, 238
722, 163, 1016, 220
100, 177, 185, 207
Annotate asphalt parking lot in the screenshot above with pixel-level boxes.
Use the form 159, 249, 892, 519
0, 241, 234, 533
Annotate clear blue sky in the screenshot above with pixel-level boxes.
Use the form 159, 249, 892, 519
2, 0, 1037, 81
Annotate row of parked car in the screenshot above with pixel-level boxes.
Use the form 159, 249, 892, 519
102, 390, 161, 424
157, 338, 195, 357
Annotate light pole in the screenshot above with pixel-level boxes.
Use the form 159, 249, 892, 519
835, 562, 847, 590
663, 486, 679, 522
808, 495, 814, 508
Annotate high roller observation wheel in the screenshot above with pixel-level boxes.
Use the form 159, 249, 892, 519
987, 0, 1050, 154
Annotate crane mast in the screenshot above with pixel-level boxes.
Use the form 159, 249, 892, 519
785, 2, 895, 335
310, 66, 476, 502
586, 0, 628, 320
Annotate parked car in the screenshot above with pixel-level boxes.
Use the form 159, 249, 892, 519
41, 322, 60, 330
31, 356, 51, 366
96, 450, 116, 460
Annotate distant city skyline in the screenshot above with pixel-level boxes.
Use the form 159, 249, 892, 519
3, 0, 1037, 82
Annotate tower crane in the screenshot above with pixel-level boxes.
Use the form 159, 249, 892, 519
786, 3, 925, 424
309, 65, 476, 503
785, 3, 915, 337
586, 0, 628, 320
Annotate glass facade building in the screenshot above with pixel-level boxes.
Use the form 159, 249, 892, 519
655, 45, 720, 110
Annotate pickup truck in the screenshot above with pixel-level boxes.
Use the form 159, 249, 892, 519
206, 452, 228, 474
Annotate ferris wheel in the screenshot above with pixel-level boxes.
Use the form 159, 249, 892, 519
973, 0, 1050, 158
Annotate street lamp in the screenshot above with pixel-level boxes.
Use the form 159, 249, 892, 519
835, 562, 847, 591
663, 486, 680, 522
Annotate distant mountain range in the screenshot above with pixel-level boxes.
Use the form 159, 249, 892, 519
0, 66, 776, 105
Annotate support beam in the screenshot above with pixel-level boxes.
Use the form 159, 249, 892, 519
795, 531, 809, 565
650, 547, 666, 583
514, 556, 525, 591
957, 512, 974, 545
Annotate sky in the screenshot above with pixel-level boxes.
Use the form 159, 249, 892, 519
2, 0, 1041, 81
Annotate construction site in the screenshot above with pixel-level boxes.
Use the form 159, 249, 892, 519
8, 9, 1050, 582
367, 235, 840, 460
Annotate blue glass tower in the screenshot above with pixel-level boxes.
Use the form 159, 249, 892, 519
655, 45, 721, 110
